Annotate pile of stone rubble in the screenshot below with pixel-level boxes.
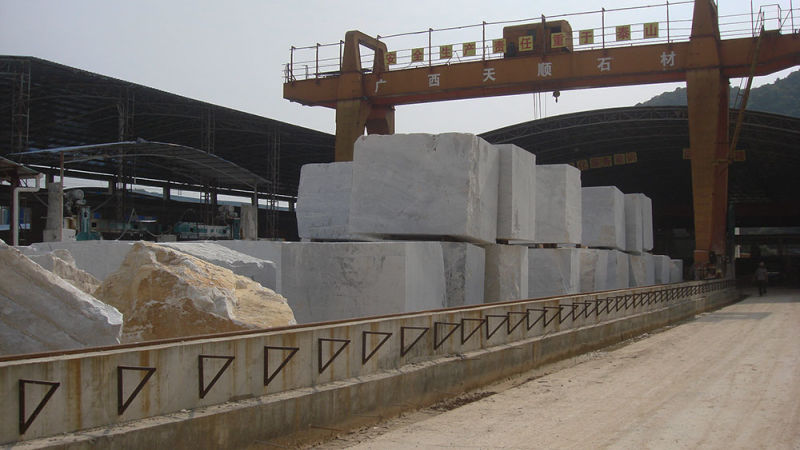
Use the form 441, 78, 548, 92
2, 240, 295, 356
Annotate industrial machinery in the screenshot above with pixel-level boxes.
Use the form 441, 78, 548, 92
503, 20, 573, 56
173, 206, 241, 240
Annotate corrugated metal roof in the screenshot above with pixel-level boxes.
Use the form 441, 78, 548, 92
10, 141, 267, 189
0, 156, 39, 181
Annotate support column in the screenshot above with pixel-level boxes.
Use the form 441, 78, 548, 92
43, 181, 63, 242
687, 70, 729, 264
365, 105, 395, 135
333, 30, 391, 162
334, 99, 370, 162
686, 0, 729, 266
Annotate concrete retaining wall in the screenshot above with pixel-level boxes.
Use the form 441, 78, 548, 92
1, 279, 737, 447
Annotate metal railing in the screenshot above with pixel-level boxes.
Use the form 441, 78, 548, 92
283, 0, 799, 82
2, 278, 736, 444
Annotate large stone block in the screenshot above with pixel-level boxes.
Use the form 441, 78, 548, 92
642, 195, 654, 251
281, 242, 446, 323
670, 259, 684, 283
216, 240, 282, 290
653, 255, 671, 284
582, 186, 625, 250
628, 253, 655, 287
442, 242, 485, 307
608, 250, 630, 290
27, 249, 101, 295
579, 249, 609, 293
534, 164, 582, 244
624, 193, 644, 254
579, 249, 630, 293
484, 244, 529, 302
94, 242, 295, 343
495, 144, 536, 243
19, 241, 134, 281
528, 247, 580, 298
160, 241, 277, 291
349, 133, 500, 244
0, 240, 122, 355
296, 162, 364, 241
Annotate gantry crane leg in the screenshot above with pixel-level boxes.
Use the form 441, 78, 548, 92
334, 99, 370, 162
333, 31, 392, 162
686, 69, 730, 265
686, 0, 730, 266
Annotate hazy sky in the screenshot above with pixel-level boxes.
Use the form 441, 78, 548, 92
0, 0, 796, 135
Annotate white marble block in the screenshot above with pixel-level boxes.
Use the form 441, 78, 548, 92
280, 242, 446, 323
579, 249, 609, 293
624, 193, 644, 254
653, 255, 671, 284
484, 244, 529, 302
628, 253, 655, 287
19, 241, 134, 281
534, 164, 582, 244
670, 259, 684, 283
1, 240, 122, 355
160, 241, 277, 291
608, 250, 630, 290
582, 186, 625, 250
580, 249, 630, 293
349, 133, 499, 244
495, 144, 536, 243
642, 195, 654, 252
528, 247, 580, 298
442, 242, 485, 307
296, 162, 363, 241
217, 240, 284, 293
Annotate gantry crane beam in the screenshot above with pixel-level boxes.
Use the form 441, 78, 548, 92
284, 36, 800, 109
283, 0, 800, 267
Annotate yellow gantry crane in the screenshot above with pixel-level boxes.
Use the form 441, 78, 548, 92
284, 0, 800, 265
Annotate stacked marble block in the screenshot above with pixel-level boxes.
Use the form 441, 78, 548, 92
526, 164, 583, 299
291, 132, 683, 323
292, 133, 508, 322
623, 193, 657, 287
573, 186, 630, 293
579, 188, 684, 290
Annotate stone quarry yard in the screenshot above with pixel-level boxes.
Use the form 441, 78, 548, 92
307, 289, 800, 449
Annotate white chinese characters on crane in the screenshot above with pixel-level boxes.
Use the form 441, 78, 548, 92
538, 62, 553, 77
597, 57, 613, 72
374, 78, 387, 93
660, 51, 676, 69
483, 67, 496, 82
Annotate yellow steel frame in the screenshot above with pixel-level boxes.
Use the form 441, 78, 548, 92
283, 0, 800, 264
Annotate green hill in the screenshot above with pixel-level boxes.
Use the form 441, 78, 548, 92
636, 69, 800, 117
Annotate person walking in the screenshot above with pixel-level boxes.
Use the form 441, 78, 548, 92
754, 261, 769, 296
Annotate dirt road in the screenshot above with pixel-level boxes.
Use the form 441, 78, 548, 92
316, 289, 800, 449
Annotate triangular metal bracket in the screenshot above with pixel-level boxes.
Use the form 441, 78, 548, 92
461, 318, 486, 344
198, 355, 234, 399
263, 345, 299, 386
400, 326, 429, 357
362, 331, 392, 364
117, 366, 156, 415
526, 308, 547, 330
507, 311, 528, 334
485, 314, 509, 339
318, 338, 350, 374
433, 321, 461, 350
18, 379, 59, 434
